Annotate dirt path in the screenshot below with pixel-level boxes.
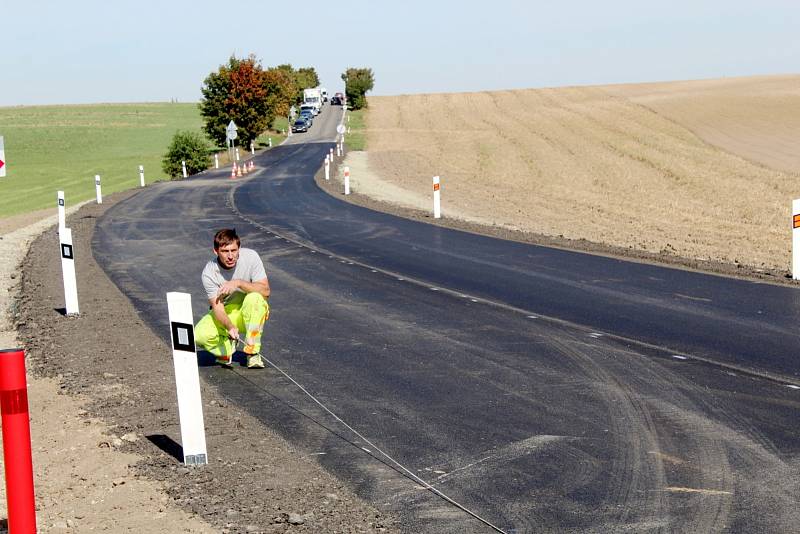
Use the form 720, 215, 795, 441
2, 193, 399, 533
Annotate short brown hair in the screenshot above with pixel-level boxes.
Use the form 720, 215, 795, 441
213, 228, 240, 250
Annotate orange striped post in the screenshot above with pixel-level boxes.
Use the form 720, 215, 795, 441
0, 349, 37, 533
793, 200, 800, 280
433, 176, 441, 219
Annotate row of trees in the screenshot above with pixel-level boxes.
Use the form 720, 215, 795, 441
163, 55, 375, 178
199, 55, 320, 147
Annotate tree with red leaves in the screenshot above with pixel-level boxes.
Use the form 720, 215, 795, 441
200, 55, 273, 147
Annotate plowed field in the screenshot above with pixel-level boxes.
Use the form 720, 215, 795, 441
362, 75, 800, 272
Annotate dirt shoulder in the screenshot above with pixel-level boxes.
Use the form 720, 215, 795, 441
6, 192, 398, 533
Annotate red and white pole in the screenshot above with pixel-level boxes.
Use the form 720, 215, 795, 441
793, 199, 800, 280
344, 166, 350, 195
0, 348, 37, 533
433, 176, 441, 219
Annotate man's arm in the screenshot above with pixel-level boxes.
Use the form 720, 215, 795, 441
209, 296, 239, 341
216, 277, 270, 300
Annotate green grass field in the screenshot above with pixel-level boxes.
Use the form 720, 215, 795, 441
343, 109, 366, 151
0, 103, 287, 218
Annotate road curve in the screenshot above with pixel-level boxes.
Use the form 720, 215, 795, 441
93, 104, 800, 533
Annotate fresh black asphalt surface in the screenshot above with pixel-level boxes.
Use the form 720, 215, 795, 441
94, 105, 800, 533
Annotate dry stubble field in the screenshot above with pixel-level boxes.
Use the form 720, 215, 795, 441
360, 75, 800, 274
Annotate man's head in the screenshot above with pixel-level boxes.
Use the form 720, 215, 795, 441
213, 228, 240, 269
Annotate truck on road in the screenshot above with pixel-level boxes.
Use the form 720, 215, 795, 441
303, 87, 322, 114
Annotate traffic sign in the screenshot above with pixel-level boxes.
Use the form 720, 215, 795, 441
226, 120, 238, 141
0, 136, 5, 178
336, 124, 346, 134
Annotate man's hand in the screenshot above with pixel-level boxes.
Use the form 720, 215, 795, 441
227, 326, 240, 343
215, 280, 239, 302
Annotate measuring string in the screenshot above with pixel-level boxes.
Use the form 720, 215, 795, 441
231, 338, 508, 534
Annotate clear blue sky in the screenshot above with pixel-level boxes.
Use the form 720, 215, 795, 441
2, 0, 799, 106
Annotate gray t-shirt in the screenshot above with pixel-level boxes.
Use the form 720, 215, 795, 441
202, 247, 267, 303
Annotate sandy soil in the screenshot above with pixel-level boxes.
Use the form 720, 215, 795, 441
358, 75, 800, 276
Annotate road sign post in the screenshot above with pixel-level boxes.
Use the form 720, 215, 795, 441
59, 227, 80, 316
57, 191, 66, 232
793, 199, 800, 280
166, 292, 208, 466
226, 121, 238, 163
95, 175, 102, 204
433, 176, 441, 219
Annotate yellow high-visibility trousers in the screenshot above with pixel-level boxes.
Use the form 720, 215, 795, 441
194, 292, 269, 358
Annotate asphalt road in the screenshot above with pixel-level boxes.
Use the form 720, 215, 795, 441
94, 104, 800, 533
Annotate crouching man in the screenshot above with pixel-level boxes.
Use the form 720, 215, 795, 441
195, 228, 270, 368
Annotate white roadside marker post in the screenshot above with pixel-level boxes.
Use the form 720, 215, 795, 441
793, 199, 800, 280
433, 176, 441, 219
166, 292, 208, 466
329, 147, 334, 161
268, 137, 272, 148
57, 191, 66, 233
337, 143, 342, 158
94, 175, 102, 204
59, 228, 79, 316
344, 166, 350, 195
324, 155, 330, 181
139, 165, 145, 187
182, 160, 187, 178
250, 142, 254, 155
214, 154, 219, 169
235, 148, 240, 161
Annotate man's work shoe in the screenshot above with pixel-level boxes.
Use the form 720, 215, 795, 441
216, 354, 233, 368
247, 353, 265, 369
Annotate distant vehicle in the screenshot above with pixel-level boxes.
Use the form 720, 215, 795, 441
303, 87, 322, 113
300, 104, 317, 117
291, 119, 308, 133
299, 110, 314, 125
330, 96, 341, 106
320, 87, 328, 102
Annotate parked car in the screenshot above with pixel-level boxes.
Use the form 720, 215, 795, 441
291, 119, 308, 133
299, 110, 314, 125
330, 96, 341, 106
